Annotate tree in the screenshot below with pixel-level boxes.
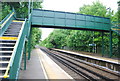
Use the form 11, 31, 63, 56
78, 1, 118, 55
41, 1, 118, 57
31, 28, 42, 48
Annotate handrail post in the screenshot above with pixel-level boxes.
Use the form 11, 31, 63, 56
28, 28, 32, 60
12, 7, 16, 18
24, 39, 27, 70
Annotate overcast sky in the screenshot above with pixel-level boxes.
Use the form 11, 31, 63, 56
41, 0, 119, 40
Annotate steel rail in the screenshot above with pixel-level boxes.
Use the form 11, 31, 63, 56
41, 48, 116, 81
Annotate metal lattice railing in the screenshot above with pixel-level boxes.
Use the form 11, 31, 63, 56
111, 21, 120, 35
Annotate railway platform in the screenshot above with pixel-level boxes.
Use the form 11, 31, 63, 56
51, 48, 120, 74
19, 49, 73, 80
52, 48, 120, 64
19, 49, 46, 79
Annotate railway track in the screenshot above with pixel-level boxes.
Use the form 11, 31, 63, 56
40, 47, 120, 81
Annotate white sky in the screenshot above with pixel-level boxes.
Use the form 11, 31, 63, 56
41, 0, 119, 40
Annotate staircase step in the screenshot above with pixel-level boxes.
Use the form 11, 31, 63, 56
0, 56, 11, 58
4, 32, 19, 35
0, 37, 18, 40
0, 76, 4, 78
0, 47, 14, 51
0, 40, 16, 43
0, 61, 9, 64
6, 28, 20, 30
2, 35, 18, 37
0, 68, 7, 70
0, 42, 15, 45
5, 30, 19, 33
0, 47, 14, 49
3, 34, 18, 36
0, 44, 15, 47
0, 51, 13, 53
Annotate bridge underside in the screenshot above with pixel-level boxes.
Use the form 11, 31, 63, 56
31, 25, 109, 32
32, 9, 111, 32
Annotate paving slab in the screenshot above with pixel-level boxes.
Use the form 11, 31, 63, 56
19, 49, 46, 79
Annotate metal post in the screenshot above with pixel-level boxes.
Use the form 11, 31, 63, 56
28, 29, 32, 60
102, 32, 104, 57
28, 0, 31, 18
24, 41, 27, 70
118, 1, 120, 58
93, 31, 95, 53
32, 0, 33, 10
109, 30, 113, 57
117, 34, 120, 58
0, 2, 2, 21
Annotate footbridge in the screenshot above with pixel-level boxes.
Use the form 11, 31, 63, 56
0, 6, 120, 80
32, 9, 111, 32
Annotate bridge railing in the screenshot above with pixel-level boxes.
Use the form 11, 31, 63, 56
111, 21, 120, 35
32, 9, 111, 31
0, 10, 15, 36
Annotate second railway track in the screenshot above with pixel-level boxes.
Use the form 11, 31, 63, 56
40, 47, 120, 81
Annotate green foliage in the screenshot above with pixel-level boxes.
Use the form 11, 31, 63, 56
1, 2, 12, 20
67, 30, 92, 51
1, 2, 42, 49
31, 28, 42, 48
15, 2, 42, 18
41, 1, 119, 57
40, 29, 71, 48
79, 1, 107, 17
1, 2, 42, 19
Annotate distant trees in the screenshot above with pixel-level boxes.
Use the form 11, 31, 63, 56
31, 28, 42, 48
40, 1, 119, 57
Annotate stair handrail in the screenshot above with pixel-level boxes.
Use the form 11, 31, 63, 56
3, 18, 27, 79
0, 11, 14, 29
0, 11, 15, 36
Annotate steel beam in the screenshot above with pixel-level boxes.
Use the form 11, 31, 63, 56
109, 30, 113, 57
28, 0, 31, 18
102, 32, 104, 56
118, 36, 120, 58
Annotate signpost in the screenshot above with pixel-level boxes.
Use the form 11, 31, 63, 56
89, 43, 96, 53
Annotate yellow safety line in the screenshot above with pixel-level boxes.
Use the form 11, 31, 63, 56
1, 12, 14, 28
0, 37, 18, 40
12, 20, 24, 22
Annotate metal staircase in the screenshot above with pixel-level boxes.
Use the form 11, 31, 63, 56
0, 9, 31, 79
0, 20, 23, 78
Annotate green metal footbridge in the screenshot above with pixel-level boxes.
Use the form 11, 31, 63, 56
0, 3, 120, 80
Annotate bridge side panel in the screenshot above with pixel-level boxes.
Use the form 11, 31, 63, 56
32, 9, 111, 31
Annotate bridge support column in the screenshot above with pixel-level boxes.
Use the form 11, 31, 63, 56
24, 41, 27, 70
102, 32, 104, 57
28, 29, 32, 60
118, 36, 120, 57
109, 30, 113, 57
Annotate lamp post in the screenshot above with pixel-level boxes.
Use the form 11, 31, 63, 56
28, 0, 31, 18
